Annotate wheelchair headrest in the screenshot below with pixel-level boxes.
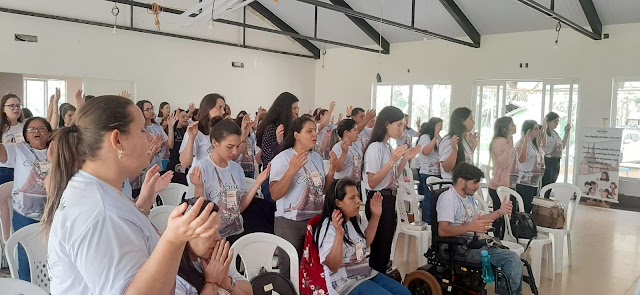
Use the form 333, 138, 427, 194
431, 185, 452, 241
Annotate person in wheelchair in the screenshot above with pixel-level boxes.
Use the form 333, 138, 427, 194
436, 162, 523, 295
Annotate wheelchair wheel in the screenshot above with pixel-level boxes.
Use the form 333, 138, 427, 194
404, 270, 442, 295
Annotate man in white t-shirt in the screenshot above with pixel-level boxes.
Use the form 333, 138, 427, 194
436, 163, 523, 295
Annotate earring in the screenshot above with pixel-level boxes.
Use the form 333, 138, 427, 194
118, 149, 123, 159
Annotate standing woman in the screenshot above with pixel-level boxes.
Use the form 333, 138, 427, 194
58, 104, 77, 128
0, 117, 52, 281
256, 92, 299, 202
541, 112, 571, 197
439, 107, 477, 182
156, 101, 171, 125
234, 115, 258, 178
167, 109, 189, 174
186, 117, 270, 239
515, 120, 545, 213
330, 119, 363, 183
43, 96, 219, 294
269, 115, 335, 278
363, 106, 420, 273
0, 94, 25, 185
180, 94, 226, 169
416, 117, 443, 224
137, 100, 172, 169
488, 117, 517, 233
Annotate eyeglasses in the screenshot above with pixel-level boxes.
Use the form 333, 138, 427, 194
143, 108, 155, 113
26, 126, 48, 133
4, 104, 22, 110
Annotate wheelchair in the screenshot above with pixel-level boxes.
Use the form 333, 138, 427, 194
403, 184, 539, 295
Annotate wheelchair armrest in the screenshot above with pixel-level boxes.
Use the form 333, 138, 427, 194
433, 236, 468, 245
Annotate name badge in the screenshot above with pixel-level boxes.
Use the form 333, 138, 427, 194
355, 242, 365, 261
38, 161, 51, 174
14, 133, 25, 144
226, 190, 238, 208
310, 171, 322, 187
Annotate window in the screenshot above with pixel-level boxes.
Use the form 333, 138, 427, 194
374, 84, 451, 131
23, 78, 67, 117
613, 80, 640, 178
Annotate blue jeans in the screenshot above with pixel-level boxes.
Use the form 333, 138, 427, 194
349, 273, 411, 295
0, 167, 14, 184
419, 174, 436, 224
467, 247, 523, 295
12, 210, 38, 282
261, 181, 273, 203
244, 171, 255, 179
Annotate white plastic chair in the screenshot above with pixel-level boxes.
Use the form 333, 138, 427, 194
480, 165, 493, 207
0, 278, 48, 295
0, 182, 13, 268
391, 187, 430, 267
426, 176, 450, 190
497, 186, 554, 284
397, 182, 423, 221
4, 223, 50, 292
244, 177, 262, 199
149, 205, 175, 234
158, 183, 188, 206
231, 233, 299, 294
472, 194, 525, 257
538, 183, 582, 274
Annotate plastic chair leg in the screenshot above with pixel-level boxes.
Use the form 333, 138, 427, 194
403, 234, 410, 262
530, 244, 542, 287
546, 244, 554, 279
553, 233, 564, 273
567, 233, 573, 267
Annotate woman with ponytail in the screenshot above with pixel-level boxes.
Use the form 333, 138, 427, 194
330, 119, 363, 184
186, 117, 270, 240
44, 96, 219, 295
416, 117, 443, 223
180, 94, 226, 168
439, 107, 477, 181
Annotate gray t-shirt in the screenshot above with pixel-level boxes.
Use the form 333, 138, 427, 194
417, 134, 440, 176
145, 123, 169, 166
438, 135, 473, 181
186, 157, 246, 238
179, 130, 213, 164
270, 148, 326, 221
331, 140, 363, 181
364, 142, 399, 191
436, 187, 479, 229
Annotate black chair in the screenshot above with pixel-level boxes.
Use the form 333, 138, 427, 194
403, 185, 539, 295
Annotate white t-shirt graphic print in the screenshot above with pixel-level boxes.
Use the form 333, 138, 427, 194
0, 143, 48, 220
2, 123, 25, 144
331, 140, 363, 181
186, 157, 246, 237
270, 148, 326, 221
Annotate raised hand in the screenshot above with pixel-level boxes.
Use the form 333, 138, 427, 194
390, 145, 408, 163
332, 209, 345, 236
189, 166, 204, 187
203, 240, 234, 285
188, 103, 196, 114
365, 109, 376, 121
466, 132, 479, 146
328, 101, 336, 112
148, 136, 162, 156
346, 106, 353, 117
450, 135, 460, 151
337, 113, 343, 122
119, 90, 131, 99
276, 124, 285, 144
564, 124, 572, 133
370, 192, 383, 217
241, 115, 252, 138
55, 87, 61, 101
256, 164, 271, 185
167, 112, 178, 128
403, 145, 421, 160
163, 197, 219, 243
329, 151, 338, 172
187, 121, 199, 137
289, 152, 308, 171
341, 139, 351, 153
75, 89, 85, 107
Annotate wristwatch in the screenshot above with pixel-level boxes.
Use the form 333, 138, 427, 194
217, 276, 236, 294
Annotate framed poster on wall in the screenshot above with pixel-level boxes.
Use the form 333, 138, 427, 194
575, 128, 622, 203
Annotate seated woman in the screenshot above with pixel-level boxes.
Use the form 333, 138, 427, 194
315, 179, 410, 295
176, 199, 253, 295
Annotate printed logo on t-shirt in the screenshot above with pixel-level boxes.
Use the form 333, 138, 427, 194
208, 182, 244, 237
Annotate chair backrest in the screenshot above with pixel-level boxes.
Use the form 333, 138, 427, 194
481, 165, 493, 181
4, 223, 50, 292
426, 176, 451, 191
158, 183, 188, 206
395, 187, 411, 226
496, 186, 525, 212
231, 233, 300, 293
149, 205, 175, 234
539, 183, 582, 229
397, 181, 421, 214
403, 165, 414, 181
0, 181, 14, 244
0, 278, 48, 295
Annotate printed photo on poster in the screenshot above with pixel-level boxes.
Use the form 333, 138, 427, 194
576, 128, 622, 203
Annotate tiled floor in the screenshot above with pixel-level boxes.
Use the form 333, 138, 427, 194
394, 204, 640, 294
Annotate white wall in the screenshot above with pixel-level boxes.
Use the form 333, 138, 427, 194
0, 6, 316, 116
314, 23, 640, 196
0, 73, 24, 98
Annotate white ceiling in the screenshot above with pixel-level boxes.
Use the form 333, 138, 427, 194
254, 0, 640, 48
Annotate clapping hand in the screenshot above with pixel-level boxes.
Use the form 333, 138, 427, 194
203, 240, 234, 286
370, 192, 383, 217
332, 209, 345, 236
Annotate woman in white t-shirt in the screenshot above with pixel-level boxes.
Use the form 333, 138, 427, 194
330, 119, 363, 183
515, 120, 546, 213
156, 101, 171, 126
175, 199, 253, 295
0, 117, 51, 281
180, 94, 226, 169
362, 106, 420, 274
137, 100, 172, 167
186, 117, 270, 239
541, 112, 571, 198
439, 107, 478, 181
43, 95, 219, 295
315, 178, 410, 295
416, 117, 443, 224
0, 94, 25, 185
270, 115, 336, 278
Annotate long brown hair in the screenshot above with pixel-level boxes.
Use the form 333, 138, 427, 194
196, 94, 225, 135
42, 95, 135, 235
0, 94, 25, 140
